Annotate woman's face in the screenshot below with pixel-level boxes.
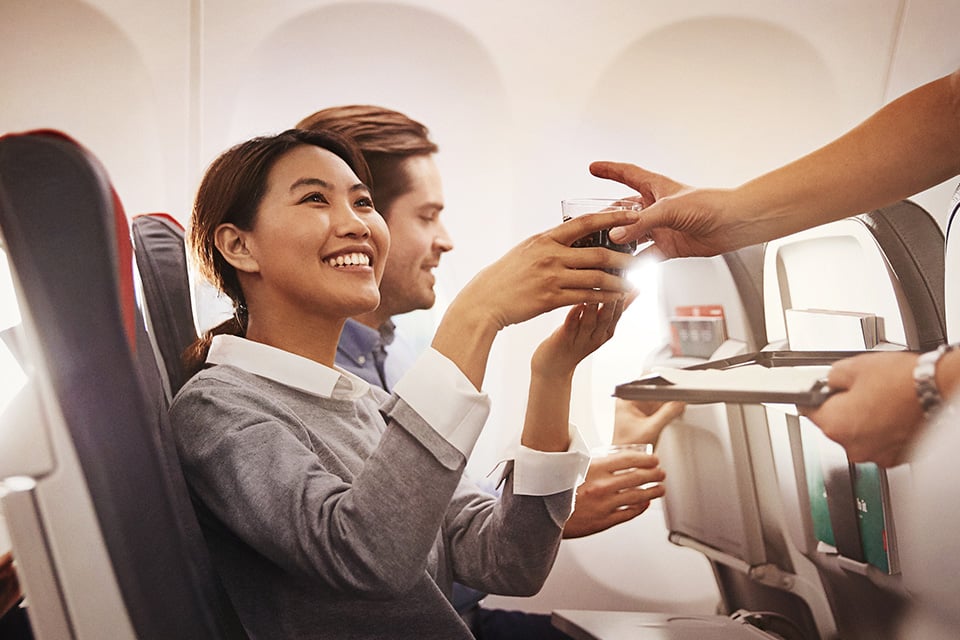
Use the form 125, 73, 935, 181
236, 144, 389, 322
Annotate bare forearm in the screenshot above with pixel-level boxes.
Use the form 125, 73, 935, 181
521, 373, 573, 452
734, 70, 960, 236
430, 296, 500, 390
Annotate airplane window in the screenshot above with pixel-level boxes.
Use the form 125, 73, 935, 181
0, 249, 19, 330
0, 248, 26, 416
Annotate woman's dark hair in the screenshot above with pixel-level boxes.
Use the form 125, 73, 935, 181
182, 128, 372, 376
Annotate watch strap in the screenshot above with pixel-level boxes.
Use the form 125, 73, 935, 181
914, 343, 956, 418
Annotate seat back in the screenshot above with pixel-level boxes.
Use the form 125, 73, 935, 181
0, 130, 245, 639
131, 213, 199, 401
652, 246, 767, 563
763, 200, 945, 352
760, 200, 945, 639
648, 246, 832, 640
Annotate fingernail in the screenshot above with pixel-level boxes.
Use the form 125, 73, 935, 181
609, 227, 627, 242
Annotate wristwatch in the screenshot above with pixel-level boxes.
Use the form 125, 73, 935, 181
913, 343, 957, 418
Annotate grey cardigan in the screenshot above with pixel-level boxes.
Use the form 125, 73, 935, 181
170, 364, 572, 639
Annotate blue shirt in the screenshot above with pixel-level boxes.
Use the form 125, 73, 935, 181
336, 318, 419, 392
336, 318, 393, 389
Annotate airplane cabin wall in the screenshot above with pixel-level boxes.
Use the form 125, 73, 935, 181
2, 0, 959, 620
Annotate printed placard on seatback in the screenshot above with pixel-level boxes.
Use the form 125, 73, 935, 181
669, 304, 727, 358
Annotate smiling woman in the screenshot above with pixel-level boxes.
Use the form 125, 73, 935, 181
181, 128, 381, 373
211, 143, 388, 362
169, 128, 643, 639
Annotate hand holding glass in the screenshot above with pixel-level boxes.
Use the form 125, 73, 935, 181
561, 198, 653, 275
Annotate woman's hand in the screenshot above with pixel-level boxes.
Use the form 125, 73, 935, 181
452, 208, 640, 331
433, 209, 639, 389
532, 297, 628, 379
521, 298, 629, 453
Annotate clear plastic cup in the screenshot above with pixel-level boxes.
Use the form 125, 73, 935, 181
561, 198, 652, 275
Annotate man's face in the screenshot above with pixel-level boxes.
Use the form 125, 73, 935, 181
376, 154, 453, 317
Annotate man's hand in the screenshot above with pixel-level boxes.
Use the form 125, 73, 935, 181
562, 449, 666, 539
612, 398, 684, 448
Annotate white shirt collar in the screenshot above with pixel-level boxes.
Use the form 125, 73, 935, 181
206, 334, 370, 400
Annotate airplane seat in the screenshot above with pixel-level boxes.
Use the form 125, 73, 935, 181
646, 245, 833, 640
0, 130, 246, 639
555, 245, 834, 640
893, 181, 960, 639
130, 212, 199, 401
760, 199, 945, 640
130, 212, 249, 638
555, 201, 944, 640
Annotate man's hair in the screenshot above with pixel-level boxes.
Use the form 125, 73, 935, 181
297, 105, 438, 216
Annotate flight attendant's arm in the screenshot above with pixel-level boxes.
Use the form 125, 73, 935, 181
589, 69, 960, 256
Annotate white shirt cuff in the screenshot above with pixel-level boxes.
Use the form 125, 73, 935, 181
392, 348, 491, 459
512, 424, 591, 496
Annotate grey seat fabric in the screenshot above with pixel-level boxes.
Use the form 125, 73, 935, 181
856, 201, 945, 350
132, 213, 199, 400
721, 244, 768, 350
0, 130, 246, 639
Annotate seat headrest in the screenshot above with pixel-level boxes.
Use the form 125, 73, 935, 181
132, 213, 198, 397
722, 244, 767, 348
0, 129, 247, 639
856, 200, 945, 350
762, 199, 945, 351
0, 129, 137, 350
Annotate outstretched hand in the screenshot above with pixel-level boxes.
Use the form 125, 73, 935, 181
520, 295, 631, 453
532, 297, 629, 379
588, 161, 761, 258
433, 208, 642, 390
